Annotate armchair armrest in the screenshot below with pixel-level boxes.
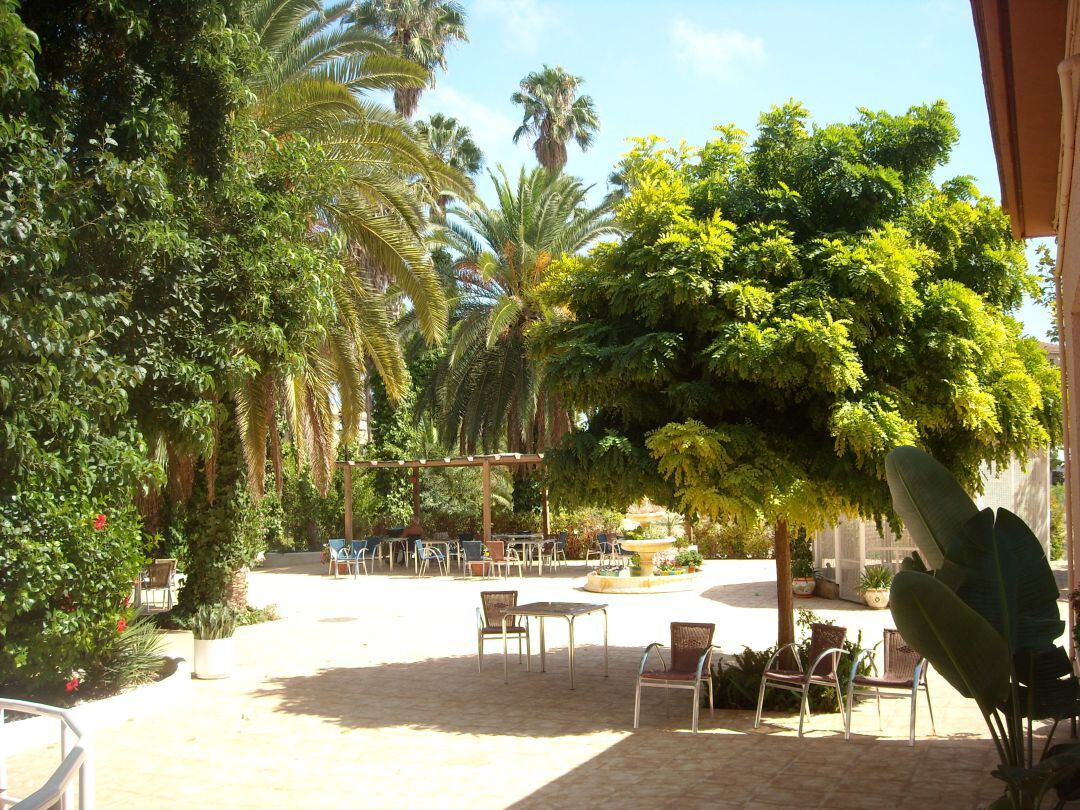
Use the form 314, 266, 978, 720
807, 647, 848, 682
638, 642, 668, 676
763, 642, 803, 674
695, 645, 723, 680
847, 648, 876, 688
476, 607, 484, 631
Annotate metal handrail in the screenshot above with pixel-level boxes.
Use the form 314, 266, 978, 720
0, 698, 93, 810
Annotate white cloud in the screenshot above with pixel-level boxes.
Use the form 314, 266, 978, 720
472, 0, 553, 54
416, 84, 528, 175
669, 17, 765, 81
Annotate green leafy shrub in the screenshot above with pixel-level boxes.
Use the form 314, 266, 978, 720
551, 507, 625, 558
102, 615, 167, 691
1051, 482, 1065, 561
237, 604, 280, 626
191, 604, 237, 640
691, 517, 774, 559
791, 558, 815, 578
675, 549, 703, 568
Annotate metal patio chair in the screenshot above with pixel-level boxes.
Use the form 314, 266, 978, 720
476, 591, 530, 672
414, 537, 446, 576
634, 622, 719, 733
327, 539, 355, 578
143, 559, 178, 609
486, 540, 524, 578
543, 532, 569, 568
845, 628, 936, 746
585, 533, 610, 566
754, 622, 848, 737
461, 540, 490, 576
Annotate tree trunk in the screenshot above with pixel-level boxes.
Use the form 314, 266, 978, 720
774, 519, 795, 665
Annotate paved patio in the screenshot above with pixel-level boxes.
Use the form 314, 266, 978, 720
5, 559, 1071, 808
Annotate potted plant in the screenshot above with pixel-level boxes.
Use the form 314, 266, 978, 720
192, 603, 237, 680
859, 565, 893, 609
791, 558, 816, 597
676, 549, 703, 572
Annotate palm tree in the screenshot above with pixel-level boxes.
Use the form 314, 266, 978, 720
421, 167, 619, 455
350, 0, 468, 119
233, 0, 472, 495
416, 113, 483, 209
512, 65, 599, 173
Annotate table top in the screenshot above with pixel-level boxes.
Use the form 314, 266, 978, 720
495, 533, 544, 541
504, 601, 607, 618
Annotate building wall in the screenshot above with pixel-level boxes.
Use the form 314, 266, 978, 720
814, 450, 1050, 602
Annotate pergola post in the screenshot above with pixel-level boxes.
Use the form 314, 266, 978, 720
540, 487, 550, 537
411, 469, 421, 525
343, 464, 353, 542
482, 460, 492, 544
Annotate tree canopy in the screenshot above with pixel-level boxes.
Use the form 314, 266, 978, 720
534, 101, 1060, 644
512, 65, 599, 173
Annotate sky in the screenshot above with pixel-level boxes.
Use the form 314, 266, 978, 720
413, 0, 1054, 340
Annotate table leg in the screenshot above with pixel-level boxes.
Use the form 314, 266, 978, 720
539, 617, 546, 673
502, 616, 509, 685
568, 617, 576, 690
602, 609, 609, 677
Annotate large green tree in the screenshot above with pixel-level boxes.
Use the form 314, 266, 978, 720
512, 65, 599, 173
421, 167, 618, 454
416, 112, 483, 210
535, 102, 1060, 650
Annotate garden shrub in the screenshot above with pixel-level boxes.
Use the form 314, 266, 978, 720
692, 517, 774, 559
101, 615, 167, 692
551, 507, 624, 558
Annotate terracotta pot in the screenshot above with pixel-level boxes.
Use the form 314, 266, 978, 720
792, 577, 816, 598
469, 561, 486, 576
863, 588, 890, 609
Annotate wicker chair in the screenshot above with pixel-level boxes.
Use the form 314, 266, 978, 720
845, 628, 936, 746
754, 622, 848, 737
476, 591, 531, 672
485, 541, 524, 578
143, 559, 178, 609
634, 622, 719, 733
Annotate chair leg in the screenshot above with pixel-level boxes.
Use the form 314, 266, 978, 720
909, 682, 919, 747
924, 679, 937, 735
692, 683, 701, 733
798, 686, 810, 737
845, 682, 856, 740
633, 679, 642, 729
477, 632, 483, 672
834, 677, 846, 724
707, 675, 714, 712
876, 687, 883, 730
754, 678, 767, 729
525, 620, 531, 672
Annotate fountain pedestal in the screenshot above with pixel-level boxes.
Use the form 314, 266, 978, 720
618, 537, 675, 577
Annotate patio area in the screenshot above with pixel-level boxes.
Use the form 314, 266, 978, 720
6, 558, 1054, 809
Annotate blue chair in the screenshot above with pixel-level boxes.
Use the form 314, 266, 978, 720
461, 540, 490, 576
351, 537, 381, 576
327, 538, 355, 578
544, 531, 569, 567
585, 532, 608, 566
415, 537, 446, 577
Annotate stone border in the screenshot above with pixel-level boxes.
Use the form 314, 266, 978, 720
261, 551, 323, 567
583, 571, 704, 594
1, 656, 191, 755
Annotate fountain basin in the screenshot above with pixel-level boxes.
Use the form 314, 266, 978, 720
584, 570, 703, 594
618, 537, 676, 577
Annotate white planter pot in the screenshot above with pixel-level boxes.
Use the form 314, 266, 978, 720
193, 638, 235, 680
863, 588, 890, 610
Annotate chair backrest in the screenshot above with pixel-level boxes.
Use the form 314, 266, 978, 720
462, 540, 484, 561
413, 537, 425, 553
350, 539, 365, 555
670, 622, 715, 674
480, 591, 519, 628
597, 532, 610, 552
557, 531, 568, 546
808, 623, 847, 677
458, 532, 475, 543
883, 628, 921, 681
364, 536, 381, 555
329, 538, 346, 555
146, 559, 176, 588
486, 541, 506, 562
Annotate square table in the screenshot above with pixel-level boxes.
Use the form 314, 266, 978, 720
501, 601, 608, 689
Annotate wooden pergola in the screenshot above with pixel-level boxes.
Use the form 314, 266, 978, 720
335, 453, 546, 544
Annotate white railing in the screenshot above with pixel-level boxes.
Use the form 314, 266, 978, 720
0, 698, 92, 810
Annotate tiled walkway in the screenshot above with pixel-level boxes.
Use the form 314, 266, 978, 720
4, 559, 1069, 808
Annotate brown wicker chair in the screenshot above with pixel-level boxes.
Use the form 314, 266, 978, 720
634, 622, 719, 733
754, 622, 848, 737
476, 591, 530, 672
143, 559, 177, 610
485, 541, 524, 578
845, 628, 936, 746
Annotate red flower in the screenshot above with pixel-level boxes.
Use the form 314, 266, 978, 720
116, 618, 127, 634
122, 594, 130, 609
93, 513, 107, 531
65, 676, 80, 693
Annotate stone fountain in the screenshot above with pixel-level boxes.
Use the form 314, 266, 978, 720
583, 536, 702, 594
